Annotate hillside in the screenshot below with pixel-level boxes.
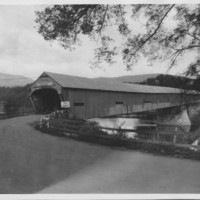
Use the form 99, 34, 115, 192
94, 73, 162, 83
0, 73, 33, 87
95, 73, 197, 90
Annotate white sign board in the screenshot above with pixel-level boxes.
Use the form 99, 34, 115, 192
61, 101, 70, 108
36, 81, 53, 87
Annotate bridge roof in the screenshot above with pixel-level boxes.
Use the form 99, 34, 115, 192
40, 71, 194, 94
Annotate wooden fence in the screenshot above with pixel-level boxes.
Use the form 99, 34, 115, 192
37, 118, 200, 160
46, 118, 200, 149
49, 118, 86, 134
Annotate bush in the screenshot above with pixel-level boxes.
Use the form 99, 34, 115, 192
0, 84, 33, 117
4, 96, 20, 117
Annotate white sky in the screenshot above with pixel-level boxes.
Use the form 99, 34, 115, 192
0, 1, 199, 80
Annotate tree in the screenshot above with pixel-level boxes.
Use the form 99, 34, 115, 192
140, 74, 194, 90
4, 96, 20, 117
35, 4, 200, 76
0, 85, 33, 117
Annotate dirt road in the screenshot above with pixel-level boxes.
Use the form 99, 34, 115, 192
0, 115, 200, 193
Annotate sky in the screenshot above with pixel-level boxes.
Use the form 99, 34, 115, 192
0, 2, 198, 80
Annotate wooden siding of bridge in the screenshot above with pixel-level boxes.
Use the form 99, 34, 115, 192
61, 89, 200, 119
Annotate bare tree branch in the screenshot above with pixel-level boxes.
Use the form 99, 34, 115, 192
173, 45, 200, 51
164, 44, 200, 68
130, 4, 175, 56
186, 32, 200, 42
170, 51, 182, 68
97, 5, 109, 34
97, 5, 109, 44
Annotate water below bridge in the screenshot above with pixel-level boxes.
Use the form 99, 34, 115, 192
0, 115, 200, 193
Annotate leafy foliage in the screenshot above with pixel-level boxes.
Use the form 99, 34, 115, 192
35, 4, 200, 75
138, 74, 200, 91
0, 84, 33, 117
3, 96, 20, 117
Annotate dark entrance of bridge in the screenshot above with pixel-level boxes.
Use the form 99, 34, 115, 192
31, 88, 61, 114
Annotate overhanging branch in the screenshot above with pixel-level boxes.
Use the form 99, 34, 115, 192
130, 4, 175, 56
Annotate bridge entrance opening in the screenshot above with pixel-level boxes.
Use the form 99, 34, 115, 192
31, 88, 61, 114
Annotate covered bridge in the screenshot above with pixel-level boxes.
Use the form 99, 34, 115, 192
30, 72, 200, 119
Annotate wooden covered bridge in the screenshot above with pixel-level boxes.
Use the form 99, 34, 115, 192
30, 72, 200, 119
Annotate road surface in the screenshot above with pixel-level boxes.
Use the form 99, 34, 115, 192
0, 115, 200, 193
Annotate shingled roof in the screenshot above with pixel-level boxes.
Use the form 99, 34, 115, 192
41, 71, 184, 94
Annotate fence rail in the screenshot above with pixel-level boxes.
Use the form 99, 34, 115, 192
100, 126, 200, 136
46, 118, 200, 147
37, 118, 200, 161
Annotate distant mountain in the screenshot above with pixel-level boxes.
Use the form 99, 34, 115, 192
94, 73, 162, 84
0, 73, 33, 87
94, 73, 198, 90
